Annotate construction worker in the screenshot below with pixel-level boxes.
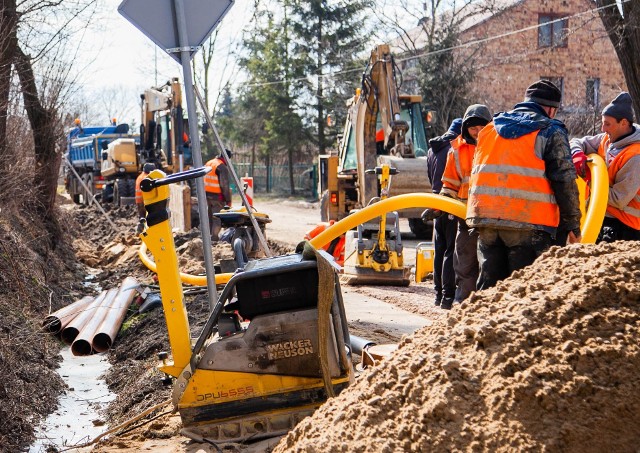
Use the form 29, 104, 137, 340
467, 80, 582, 290
204, 150, 233, 241
571, 92, 640, 241
422, 118, 462, 310
135, 163, 156, 218
440, 104, 493, 303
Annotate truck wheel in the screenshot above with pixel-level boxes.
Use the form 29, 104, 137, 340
102, 184, 114, 203
408, 218, 432, 239
72, 194, 81, 204
114, 178, 128, 206
81, 174, 94, 205
320, 190, 329, 222
126, 178, 136, 197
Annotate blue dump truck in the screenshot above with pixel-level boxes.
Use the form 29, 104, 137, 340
64, 122, 139, 204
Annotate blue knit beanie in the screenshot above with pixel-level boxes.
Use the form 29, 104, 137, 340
602, 92, 634, 123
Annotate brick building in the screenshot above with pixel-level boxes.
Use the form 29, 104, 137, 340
396, 0, 627, 133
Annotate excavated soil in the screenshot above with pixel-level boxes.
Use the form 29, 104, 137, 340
275, 240, 640, 452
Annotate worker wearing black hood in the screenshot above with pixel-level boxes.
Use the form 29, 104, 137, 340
423, 118, 462, 309
441, 104, 493, 304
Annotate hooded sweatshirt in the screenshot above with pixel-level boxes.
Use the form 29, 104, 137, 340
468, 102, 581, 235
570, 125, 640, 213
427, 118, 462, 193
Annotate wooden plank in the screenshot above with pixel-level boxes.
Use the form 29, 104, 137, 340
169, 184, 191, 232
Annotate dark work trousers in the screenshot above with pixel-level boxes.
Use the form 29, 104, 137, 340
206, 193, 225, 240
433, 213, 457, 302
453, 220, 479, 302
476, 228, 552, 291
598, 216, 640, 242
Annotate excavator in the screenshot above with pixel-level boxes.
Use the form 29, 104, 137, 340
101, 77, 190, 205
315, 44, 432, 285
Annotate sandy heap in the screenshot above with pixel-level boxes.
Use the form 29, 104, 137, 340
275, 241, 640, 453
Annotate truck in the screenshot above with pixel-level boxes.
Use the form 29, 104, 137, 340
319, 44, 433, 238
64, 77, 191, 205
64, 121, 138, 205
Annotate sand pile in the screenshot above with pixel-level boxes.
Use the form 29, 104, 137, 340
275, 241, 640, 453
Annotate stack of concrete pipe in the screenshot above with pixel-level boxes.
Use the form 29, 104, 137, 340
42, 276, 139, 356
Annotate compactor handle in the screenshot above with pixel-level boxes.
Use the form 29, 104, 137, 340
365, 166, 398, 176
140, 166, 211, 192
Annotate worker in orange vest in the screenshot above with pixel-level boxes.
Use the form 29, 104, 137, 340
570, 92, 640, 242
439, 104, 492, 304
135, 162, 156, 218
467, 80, 582, 290
204, 150, 233, 241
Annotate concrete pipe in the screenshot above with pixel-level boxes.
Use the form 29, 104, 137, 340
42, 295, 95, 335
71, 288, 118, 356
92, 277, 139, 353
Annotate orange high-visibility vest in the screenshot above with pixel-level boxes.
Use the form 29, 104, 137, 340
441, 135, 475, 201
204, 158, 224, 194
135, 172, 148, 204
467, 123, 559, 227
605, 142, 640, 229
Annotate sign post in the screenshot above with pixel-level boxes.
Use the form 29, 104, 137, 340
119, 0, 234, 310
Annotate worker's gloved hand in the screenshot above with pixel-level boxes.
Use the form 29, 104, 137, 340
572, 151, 588, 178
421, 208, 443, 223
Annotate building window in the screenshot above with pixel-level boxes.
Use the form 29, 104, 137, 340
542, 77, 564, 105
538, 14, 568, 48
586, 78, 600, 108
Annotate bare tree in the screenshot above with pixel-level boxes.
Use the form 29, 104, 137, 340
0, 0, 99, 245
596, 0, 640, 118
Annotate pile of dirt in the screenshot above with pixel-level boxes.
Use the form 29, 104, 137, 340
275, 240, 640, 452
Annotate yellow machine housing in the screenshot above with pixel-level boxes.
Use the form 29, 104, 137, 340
101, 138, 138, 178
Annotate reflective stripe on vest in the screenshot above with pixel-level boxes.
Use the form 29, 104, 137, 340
467, 123, 559, 227
442, 136, 474, 200
204, 158, 223, 193
605, 142, 640, 229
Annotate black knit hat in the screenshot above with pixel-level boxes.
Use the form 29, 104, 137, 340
602, 92, 634, 123
524, 80, 562, 108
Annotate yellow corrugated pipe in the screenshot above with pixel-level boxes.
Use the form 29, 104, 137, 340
310, 157, 609, 250
138, 242, 232, 286
579, 153, 608, 243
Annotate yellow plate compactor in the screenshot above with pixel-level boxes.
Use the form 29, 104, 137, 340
138, 167, 354, 443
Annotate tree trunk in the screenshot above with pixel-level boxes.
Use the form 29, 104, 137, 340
316, 13, 325, 154
0, 0, 18, 168
597, 0, 640, 119
288, 147, 295, 196
14, 46, 62, 245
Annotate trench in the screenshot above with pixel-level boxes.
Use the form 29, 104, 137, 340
29, 347, 115, 452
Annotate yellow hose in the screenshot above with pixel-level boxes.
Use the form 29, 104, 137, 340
138, 242, 232, 286
580, 154, 608, 243
309, 193, 466, 249
310, 162, 610, 250
142, 160, 608, 280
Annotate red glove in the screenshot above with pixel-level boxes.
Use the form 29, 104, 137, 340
572, 151, 588, 178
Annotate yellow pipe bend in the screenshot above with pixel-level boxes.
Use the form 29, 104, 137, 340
138, 242, 232, 286
580, 153, 608, 244
309, 193, 466, 249
310, 159, 609, 250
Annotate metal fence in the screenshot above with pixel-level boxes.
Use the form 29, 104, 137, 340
231, 163, 318, 198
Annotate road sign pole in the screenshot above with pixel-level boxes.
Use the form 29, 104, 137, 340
173, 0, 218, 309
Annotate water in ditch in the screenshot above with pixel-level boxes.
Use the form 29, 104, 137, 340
29, 347, 115, 452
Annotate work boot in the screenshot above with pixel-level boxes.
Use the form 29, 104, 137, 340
434, 293, 442, 307
440, 297, 454, 310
